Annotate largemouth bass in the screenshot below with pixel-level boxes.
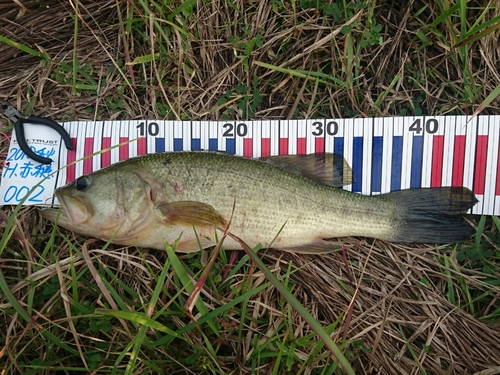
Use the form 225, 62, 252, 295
42, 152, 477, 253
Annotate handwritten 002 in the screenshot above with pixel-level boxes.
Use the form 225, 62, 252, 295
3, 146, 55, 203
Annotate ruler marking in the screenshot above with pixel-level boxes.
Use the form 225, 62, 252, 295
484, 117, 499, 214
352, 119, 364, 193
279, 120, 287, 155
137, 121, 146, 156
174, 121, 183, 151
465, 118, 479, 214
298, 137, 306, 155
4, 115, 500, 215
271, 120, 279, 156
74, 122, 86, 182
421, 117, 433, 188
474, 136, 488, 195
361, 118, 372, 195
334, 137, 344, 157
372, 118, 383, 194
128, 121, 137, 158
452, 117, 467, 187
399, 118, 411, 190
325, 121, 333, 154
55, 123, 70, 199
192, 121, 201, 151
59, 122, 72, 187
166, 121, 174, 152
352, 137, 363, 193
182, 121, 191, 151
372, 136, 383, 193
65, 123, 77, 185
208, 121, 218, 152
452, 135, 466, 186
390, 118, 405, 191
92, 122, 102, 172
410, 134, 422, 189
279, 138, 288, 154
391, 135, 403, 191
430, 135, 444, 187
244, 136, 253, 158
494, 115, 500, 214
155, 122, 168, 152
297, 120, 306, 155
227, 128, 236, 153
209, 136, 218, 151
306, 120, 314, 154
262, 137, 270, 157
381, 118, 393, 193
289, 120, 297, 155
119, 120, 129, 161
200, 121, 208, 151
137, 136, 147, 155
253, 121, 261, 158
246, 121, 254, 157
145, 120, 154, 155
343, 120, 353, 192
234, 121, 244, 155
315, 136, 324, 153
261, 121, 271, 157
497, 136, 500, 196
83, 137, 93, 175
155, 137, 165, 152
174, 137, 183, 152
102, 121, 112, 168
464, 117, 477, 198
110, 121, 120, 172
441, 116, 455, 186
66, 138, 77, 184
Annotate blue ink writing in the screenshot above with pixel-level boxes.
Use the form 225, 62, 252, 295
20, 162, 34, 178
3, 185, 45, 203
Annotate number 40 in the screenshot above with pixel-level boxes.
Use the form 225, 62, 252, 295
409, 119, 438, 134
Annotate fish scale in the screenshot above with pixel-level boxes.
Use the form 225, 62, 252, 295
42, 151, 478, 253
137, 152, 394, 244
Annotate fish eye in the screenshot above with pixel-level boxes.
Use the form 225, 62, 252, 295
75, 175, 92, 191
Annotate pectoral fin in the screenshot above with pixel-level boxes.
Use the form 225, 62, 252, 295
261, 153, 353, 187
157, 201, 227, 228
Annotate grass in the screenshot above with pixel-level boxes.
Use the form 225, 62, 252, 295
1, 0, 500, 373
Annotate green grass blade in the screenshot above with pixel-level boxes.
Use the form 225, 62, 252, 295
95, 309, 183, 337
471, 84, 500, 118
0, 34, 49, 59
165, 241, 220, 335
233, 238, 354, 374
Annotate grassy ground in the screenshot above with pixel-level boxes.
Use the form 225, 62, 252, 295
1, 0, 500, 374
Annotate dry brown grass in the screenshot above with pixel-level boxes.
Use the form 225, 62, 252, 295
271, 239, 500, 374
1, 0, 500, 374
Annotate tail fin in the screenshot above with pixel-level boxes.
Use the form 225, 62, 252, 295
386, 187, 477, 243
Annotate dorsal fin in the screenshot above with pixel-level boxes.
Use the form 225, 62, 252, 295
260, 153, 353, 187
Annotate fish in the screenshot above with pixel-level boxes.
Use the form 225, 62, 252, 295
41, 151, 478, 254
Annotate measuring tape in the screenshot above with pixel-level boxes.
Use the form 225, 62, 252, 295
1, 115, 499, 215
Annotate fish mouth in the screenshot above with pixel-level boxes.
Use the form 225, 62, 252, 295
40, 207, 60, 223
41, 192, 91, 226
